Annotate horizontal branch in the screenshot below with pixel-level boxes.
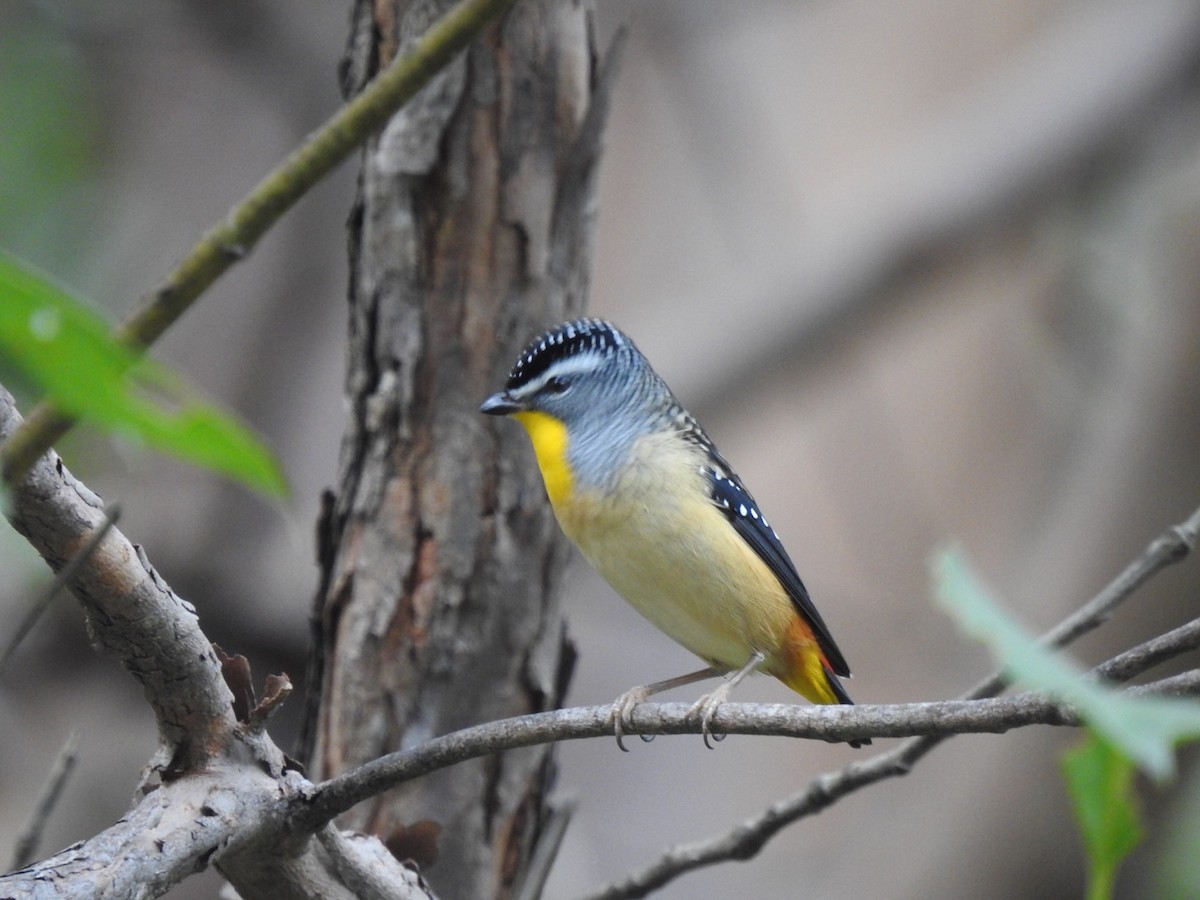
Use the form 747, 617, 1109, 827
290, 678, 1200, 835
4, 362, 1195, 896
295, 504, 1200, 838
581, 671, 1200, 900
9, 679, 1191, 897
585, 504, 1200, 899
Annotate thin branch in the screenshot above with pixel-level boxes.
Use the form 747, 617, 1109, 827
284, 698, 1014, 832
1093, 616, 1200, 684
1041, 507, 1200, 650
1127, 670, 1200, 698
582, 504, 1200, 899
291, 507, 1200, 845
14, 680, 1194, 897
6, 691, 1179, 899
9, 730, 80, 870
4, 350, 1195, 894
289, 666, 1200, 839
517, 796, 578, 900
0, 504, 120, 673
959, 503, 1200, 706
2, 426, 1192, 895
0, 0, 522, 483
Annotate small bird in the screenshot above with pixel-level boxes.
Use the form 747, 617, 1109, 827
480, 318, 866, 749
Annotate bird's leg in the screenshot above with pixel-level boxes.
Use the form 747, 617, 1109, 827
689, 650, 767, 749
609, 667, 721, 751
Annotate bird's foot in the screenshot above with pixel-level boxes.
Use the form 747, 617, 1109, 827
688, 682, 734, 749
608, 686, 656, 751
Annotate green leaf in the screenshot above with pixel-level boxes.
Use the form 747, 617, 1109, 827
931, 546, 1200, 779
0, 251, 287, 497
1062, 734, 1143, 900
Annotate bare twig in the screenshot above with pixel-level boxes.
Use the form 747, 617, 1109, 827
291, 509, 1200, 845
0, 0, 522, 484
290, 671, 1200, 838
0, 505, 119, 673
517, 795, 578, 900
1093, 616, 1200, 684
959, 503, 1200, 707
9, 730, 80, 870
1, 439, 1193, 895
1127, 670, 1200, 698
581, 505, 1200, 900
1040, 506, 1200, 651
3, 360, 1195, 896
7, 686, 1193, 897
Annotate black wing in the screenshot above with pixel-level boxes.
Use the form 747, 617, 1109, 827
702, 454, 851, 678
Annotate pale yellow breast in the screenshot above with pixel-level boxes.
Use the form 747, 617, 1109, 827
553, 430, 796, 672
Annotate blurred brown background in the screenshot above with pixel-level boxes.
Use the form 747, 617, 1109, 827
3, 1, 1200, 897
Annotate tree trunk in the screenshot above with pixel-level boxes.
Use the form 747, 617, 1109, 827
302, 2, 612, 897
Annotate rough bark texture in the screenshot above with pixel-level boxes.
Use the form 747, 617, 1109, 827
0, 387, 238, 774
0, 386, 444, 899
303, 2, 608, 897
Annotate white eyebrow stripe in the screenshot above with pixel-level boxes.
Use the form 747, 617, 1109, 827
510, 350, 609, 397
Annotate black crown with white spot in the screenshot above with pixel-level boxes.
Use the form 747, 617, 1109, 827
506, 318, 627, 390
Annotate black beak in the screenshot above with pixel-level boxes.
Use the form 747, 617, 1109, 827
480, 391, 521, 416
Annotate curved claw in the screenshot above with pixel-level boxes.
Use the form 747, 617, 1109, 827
606, 668, 725, 750
609, 685, 652, 751
690, 683, 733, 749
703, 727, 728, 749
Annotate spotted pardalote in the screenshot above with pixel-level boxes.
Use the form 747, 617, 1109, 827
481, 318, 866, 748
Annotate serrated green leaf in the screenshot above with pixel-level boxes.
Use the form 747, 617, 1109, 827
931, 546, 1200, 779
1063, 734, 1142, 900
0, 251, 287, 497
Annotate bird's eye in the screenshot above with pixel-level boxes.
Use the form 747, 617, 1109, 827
544, 375, 572, 395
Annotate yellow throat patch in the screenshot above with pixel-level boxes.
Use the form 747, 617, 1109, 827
512, 411, 573, 508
